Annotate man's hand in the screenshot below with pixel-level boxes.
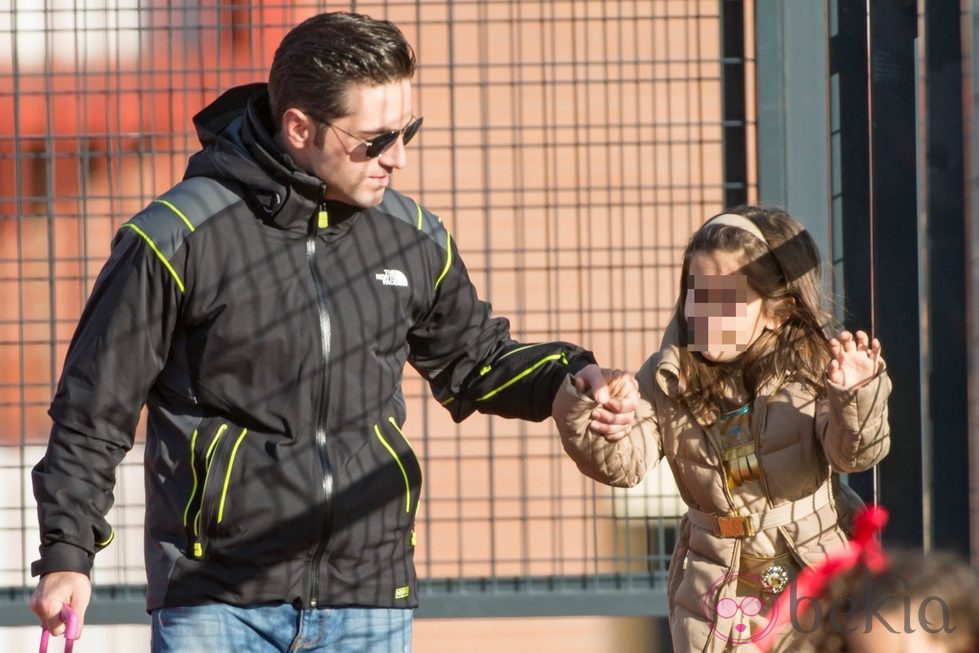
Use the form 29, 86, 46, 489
573, 364, 639, 441
827, 330, 882, 389
30, 571, 91, 638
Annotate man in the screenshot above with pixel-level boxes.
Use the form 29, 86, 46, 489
30, 12, 636, 652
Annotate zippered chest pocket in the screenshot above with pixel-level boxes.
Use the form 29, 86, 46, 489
182, 423, 249, 559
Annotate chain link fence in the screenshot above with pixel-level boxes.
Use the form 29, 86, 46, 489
0, 0, 754, 626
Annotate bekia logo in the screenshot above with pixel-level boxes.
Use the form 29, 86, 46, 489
702, 572, 779, 645
702, 568, 959, 648
376, 269, 409, 287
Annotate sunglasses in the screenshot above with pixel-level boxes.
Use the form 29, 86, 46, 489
327, 115, 423, 158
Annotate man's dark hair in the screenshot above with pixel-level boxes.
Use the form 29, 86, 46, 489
268, 11, 416, 133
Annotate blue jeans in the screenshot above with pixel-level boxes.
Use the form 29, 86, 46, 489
151, 603, 412, 653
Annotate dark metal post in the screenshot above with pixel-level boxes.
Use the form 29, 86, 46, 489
722, 0, 748, 208
829, 0, 875, 504
830, 0, 924, 551
925, 0, 969, 557
969, 0, 979, 567
868, 0, 923, 549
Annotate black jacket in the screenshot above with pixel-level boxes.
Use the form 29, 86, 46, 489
31, 84, 595, 610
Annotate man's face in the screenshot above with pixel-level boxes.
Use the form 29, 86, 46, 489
684, 249, 771, 362
288, 78, 414, 208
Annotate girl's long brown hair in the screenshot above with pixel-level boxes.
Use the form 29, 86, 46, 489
675, 205, 837, 423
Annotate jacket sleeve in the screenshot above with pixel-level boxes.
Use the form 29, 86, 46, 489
31, 226, 181, 577
815, 360, 892, 474
407, 235, 594, 423
551, 374, 663, 488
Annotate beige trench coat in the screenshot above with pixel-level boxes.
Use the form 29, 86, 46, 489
553, 328, 891, 652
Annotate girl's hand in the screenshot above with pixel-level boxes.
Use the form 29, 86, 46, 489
573, 366, 639, 441
827, 330, 882, 389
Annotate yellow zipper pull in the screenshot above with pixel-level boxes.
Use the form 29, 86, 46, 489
317, 206, 329, 230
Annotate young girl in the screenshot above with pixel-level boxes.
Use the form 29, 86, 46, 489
552, 206, 891, 652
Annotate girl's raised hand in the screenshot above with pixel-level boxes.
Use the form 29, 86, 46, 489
827, 330, 882, 389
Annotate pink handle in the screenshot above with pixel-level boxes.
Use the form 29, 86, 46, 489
39, 605, 78, 653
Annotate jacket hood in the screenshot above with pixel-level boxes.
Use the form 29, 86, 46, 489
651, 316, 685, 400
185, 83, 332, 233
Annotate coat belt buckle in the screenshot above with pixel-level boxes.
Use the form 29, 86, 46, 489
714, 514, 756, 538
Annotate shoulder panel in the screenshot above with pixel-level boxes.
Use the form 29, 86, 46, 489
377, 189, 448, 252
122, 177, 242, 293
126, 177, 242, 260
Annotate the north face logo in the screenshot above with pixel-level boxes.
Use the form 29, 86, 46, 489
376, 269, 409, 287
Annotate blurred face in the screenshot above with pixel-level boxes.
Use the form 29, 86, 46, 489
280, 78, 414, 208
684, 249, 775, 362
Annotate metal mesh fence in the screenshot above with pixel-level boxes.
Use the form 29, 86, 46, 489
0, 0, 755, 622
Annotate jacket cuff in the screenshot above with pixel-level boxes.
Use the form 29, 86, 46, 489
825, 358, 889, 403
552, 374, 599, 437
566, 351, 597, 376
31, 542, 94, 578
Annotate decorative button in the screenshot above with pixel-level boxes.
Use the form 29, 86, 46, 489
760, 564, 790, 594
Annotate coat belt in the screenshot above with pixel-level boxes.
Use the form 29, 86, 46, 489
685, 481, 833, 538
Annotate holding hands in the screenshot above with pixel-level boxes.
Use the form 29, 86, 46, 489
572, 364, 639, 441
827, 330, 882, 389
564, 330, 884, 444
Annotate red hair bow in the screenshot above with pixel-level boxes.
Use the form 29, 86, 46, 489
755, 504, 890, 651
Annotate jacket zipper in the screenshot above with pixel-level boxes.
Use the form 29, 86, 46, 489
307, 202, 335, 608
191, 423, 230, 558
375, 419, 413, 514
187, 424, 249, 559
701, 420, 737, 510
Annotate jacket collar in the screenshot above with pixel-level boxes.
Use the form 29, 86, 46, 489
652, 315, 784, 403
241, 91, 325, 206
188, 83, 363, 235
